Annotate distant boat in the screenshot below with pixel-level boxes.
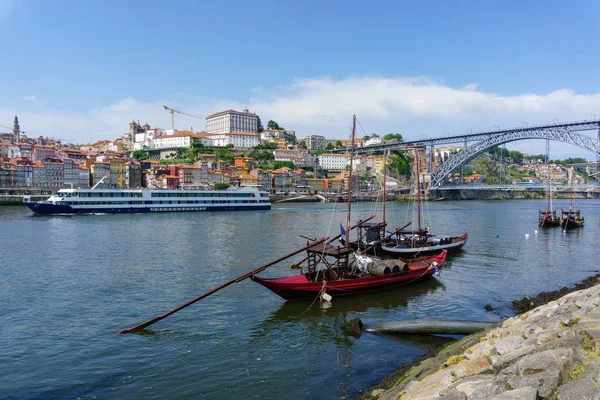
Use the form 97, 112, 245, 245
561, 208, 584, 230
539, 163, 559, 228
561, 167, 584, 230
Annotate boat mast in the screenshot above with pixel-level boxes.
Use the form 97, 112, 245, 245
383, 149, 388, 225
568, 166, 574, 210
346, 115, 356, 249
415, 149, 422, 231
546, 139, 553, 213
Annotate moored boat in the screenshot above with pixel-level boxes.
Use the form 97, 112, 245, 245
381, 232, 468, 257
561, 208, 584, 230
379, 148, 467, 258
252, 116, 446, 302
25, 185, 271, 214
538, 141, 560, 228
560, 167, 584, 230
539, 209, 560, 228
251, 243, 446, 301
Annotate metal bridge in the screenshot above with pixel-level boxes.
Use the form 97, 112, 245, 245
335, 119, 600, 188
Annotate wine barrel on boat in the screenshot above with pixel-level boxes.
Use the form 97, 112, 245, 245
379, 259, 409, 273
367, 262, 391, 276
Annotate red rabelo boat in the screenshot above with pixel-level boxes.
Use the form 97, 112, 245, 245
250, 243, 446, 301
251, 115, 446, 302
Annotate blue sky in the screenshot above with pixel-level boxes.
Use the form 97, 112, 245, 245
1, 0, 600, 159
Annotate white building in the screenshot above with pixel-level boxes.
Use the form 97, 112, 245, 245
153, 131, 204, 150
273, 149, 313, 166
364, 135, 383, 146
133, 128, 167, 150
318, 153, 351, 170
207, 132, 260, 148
205, 108, 258, 135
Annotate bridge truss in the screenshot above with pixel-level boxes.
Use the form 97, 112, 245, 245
335, 120, 600, 188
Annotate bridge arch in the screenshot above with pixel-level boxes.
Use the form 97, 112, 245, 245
430, 129, 600, 188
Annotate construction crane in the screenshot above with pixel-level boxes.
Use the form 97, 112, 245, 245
0, 123, 24, 134
162, 105, 203, 130
0, 123, 25, 142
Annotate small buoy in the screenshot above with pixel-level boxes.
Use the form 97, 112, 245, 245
496, 234, 500, 238
321, 292, 332, 302
525, 234, 529, 238
534, 230, 538, 234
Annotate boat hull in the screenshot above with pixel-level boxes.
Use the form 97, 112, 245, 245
251, 251, 446, 301
379, 233, 467, 258
25, 202, 271, 214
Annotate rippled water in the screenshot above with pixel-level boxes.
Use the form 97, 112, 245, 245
1, 199, 599, 399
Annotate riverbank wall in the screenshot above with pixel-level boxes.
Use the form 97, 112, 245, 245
429, 188, 596, 201
359, 280, 600, 400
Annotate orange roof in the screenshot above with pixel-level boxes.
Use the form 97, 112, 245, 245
155, 130, 203, 139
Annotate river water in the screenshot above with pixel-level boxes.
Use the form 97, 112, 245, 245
2, 199, 599, 399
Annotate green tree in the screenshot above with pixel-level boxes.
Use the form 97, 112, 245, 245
131, 150, 149, 161
564, 157, 587, 165
274, 161, 295, 170
335, 140, 344, 149
384, 133, 403, 142
389, 150, 412, 177
325, 143, 334, 151
213, 183, 230, 190
267, 120, 284, 130
256, 115, 264, 133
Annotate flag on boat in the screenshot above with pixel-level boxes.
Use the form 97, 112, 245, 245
340, 223, 346, 240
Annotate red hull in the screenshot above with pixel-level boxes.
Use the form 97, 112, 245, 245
251, 251, 447, 301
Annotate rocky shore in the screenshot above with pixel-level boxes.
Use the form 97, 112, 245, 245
359, 276, 600, 400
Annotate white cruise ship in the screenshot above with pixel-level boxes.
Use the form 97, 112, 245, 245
25, 186, 271, 214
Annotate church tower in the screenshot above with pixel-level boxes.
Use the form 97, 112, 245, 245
13, 115, 20, 143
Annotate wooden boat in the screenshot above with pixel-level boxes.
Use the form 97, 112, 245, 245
117, 118, 446, 333
561, 208, 584, 230
561, 167, 584, 230
380, 148, 467, 258
251, 243, 447, 301
252, 117, 446, 301
539, 209, 560, 228
381, 231, 468, 257
538, 142, 560, 228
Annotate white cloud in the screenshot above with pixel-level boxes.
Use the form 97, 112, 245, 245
23, 95, 37, 102
2, 75, 600, 159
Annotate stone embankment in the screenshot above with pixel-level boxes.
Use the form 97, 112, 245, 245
362, 282, 600, 400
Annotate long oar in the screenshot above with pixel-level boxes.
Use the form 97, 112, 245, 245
118, 237, 328, 334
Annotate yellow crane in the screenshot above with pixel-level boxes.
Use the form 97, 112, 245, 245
162, 105, 203, 130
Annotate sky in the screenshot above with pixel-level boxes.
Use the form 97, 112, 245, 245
1, 0, 600, 160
